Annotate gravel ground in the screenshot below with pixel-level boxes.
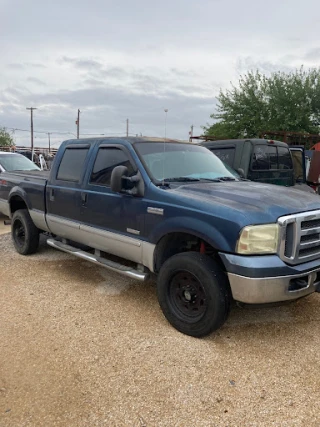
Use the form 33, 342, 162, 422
0, 232, 320, 427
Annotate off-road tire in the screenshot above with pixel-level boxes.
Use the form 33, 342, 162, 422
157, 252, 231, 337
11, 209, 40, 255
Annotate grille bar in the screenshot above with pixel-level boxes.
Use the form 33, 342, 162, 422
278, 210, 320, 265
299, 241, 320, 250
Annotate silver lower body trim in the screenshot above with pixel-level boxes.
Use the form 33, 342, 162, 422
29, 209, 50, 232
228, 268, 320, 304
46, 214, 155, 271
0, 199, 10, 217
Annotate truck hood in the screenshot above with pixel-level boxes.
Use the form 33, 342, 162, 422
173, 181, 320, 223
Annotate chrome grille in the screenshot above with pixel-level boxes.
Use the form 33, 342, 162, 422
278, 210, 320, 265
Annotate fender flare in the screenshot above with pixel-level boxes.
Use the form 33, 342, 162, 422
150, 216, 232, 253
8, 186, 30, 213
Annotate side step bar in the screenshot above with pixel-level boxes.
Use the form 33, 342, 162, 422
47, 238, 149, 281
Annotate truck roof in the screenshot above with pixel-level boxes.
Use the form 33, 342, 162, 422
63, 136, 189, 146
200, 138, 289, 148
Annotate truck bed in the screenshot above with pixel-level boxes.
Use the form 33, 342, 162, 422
0, 170, 49, 217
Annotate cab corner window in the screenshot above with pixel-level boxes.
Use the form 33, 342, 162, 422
56, 148, 89, 182
90, 147, 134, 186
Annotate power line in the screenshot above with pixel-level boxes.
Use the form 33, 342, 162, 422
0, 126, 76, 136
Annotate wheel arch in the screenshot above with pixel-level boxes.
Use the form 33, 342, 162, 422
153, 231, 226, 274
8, 187, 29, 216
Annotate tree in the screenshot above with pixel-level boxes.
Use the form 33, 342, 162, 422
204, 68, 320, 139
0, 128, 14, 147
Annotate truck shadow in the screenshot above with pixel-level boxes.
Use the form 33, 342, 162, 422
34, 236, 320, 341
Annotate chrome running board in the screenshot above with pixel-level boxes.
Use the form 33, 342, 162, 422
47, 238, 148, 281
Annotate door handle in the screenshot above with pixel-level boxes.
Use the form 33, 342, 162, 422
81, 192, 87, 205
49, 188, 54, 201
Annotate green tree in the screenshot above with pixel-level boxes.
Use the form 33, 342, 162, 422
0, 128, 14, 147
204, 68, 320, 139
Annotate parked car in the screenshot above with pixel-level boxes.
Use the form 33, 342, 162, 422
0, 152, 40, 173
0, 137, 320, 337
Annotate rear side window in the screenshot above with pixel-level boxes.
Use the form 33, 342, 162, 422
251, 145, 292, 171
57, 148, 89, 182
210, 147, 235, 167
90, 147, 134, 186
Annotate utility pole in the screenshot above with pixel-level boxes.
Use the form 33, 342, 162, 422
76, 109, 80, 139
47, 132, 51, 153
26, 107, 37, 162
126, 118, 129, 137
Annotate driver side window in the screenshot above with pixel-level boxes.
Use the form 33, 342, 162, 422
90, 147, 134, 187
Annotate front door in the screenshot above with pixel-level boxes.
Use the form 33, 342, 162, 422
78, 145, 145, 263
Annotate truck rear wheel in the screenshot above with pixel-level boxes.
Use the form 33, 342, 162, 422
157, 252, 231, 337
12, 209, 40, 255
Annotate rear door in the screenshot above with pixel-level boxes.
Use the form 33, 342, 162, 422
46, 143, 91, 239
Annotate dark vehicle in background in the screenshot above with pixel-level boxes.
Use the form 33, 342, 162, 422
200, 138, 312, 192
0, 137, 320, 337
0, 152, 40, 173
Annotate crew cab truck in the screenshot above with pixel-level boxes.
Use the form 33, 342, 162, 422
0, 137, 320, 337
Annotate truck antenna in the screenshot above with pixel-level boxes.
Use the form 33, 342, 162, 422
163, 109, 168, 186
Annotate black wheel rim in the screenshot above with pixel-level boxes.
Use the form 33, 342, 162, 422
168, 271, 207, 322
13, 219, 26, 248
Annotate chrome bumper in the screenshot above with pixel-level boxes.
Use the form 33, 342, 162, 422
228, 268, 320, 304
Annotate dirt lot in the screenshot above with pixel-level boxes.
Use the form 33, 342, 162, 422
0, 226, 320, 426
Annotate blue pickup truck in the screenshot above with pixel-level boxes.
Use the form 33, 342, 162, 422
1, 137, 320, 337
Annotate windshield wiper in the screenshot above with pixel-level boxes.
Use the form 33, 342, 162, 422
198, 178, 224, 182
164, 177, 200, 182
217, 176, 237, 181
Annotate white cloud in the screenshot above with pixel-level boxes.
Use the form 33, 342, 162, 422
1, 0, 320, 147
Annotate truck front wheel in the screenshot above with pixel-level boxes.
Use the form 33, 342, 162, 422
157, 252, 231, 337
12, 209, 40, 255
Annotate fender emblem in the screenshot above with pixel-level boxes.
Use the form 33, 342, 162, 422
147, 207, 164, 216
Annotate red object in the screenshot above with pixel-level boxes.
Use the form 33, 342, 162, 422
310, 142, 320, 151
308, 150, 320, 183
200, 241, 206, 254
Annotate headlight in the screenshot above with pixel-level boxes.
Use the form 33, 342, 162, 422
236, 224, 279, 255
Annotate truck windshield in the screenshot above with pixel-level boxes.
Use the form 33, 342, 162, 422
134, 142, 238, 181
0, 154, 40, 172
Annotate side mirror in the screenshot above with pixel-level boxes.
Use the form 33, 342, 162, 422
110, 165, 145, 197
111, 166, 128, 193
237, 168, 245, 178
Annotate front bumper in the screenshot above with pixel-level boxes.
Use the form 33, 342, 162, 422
219, 253, 320, 304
